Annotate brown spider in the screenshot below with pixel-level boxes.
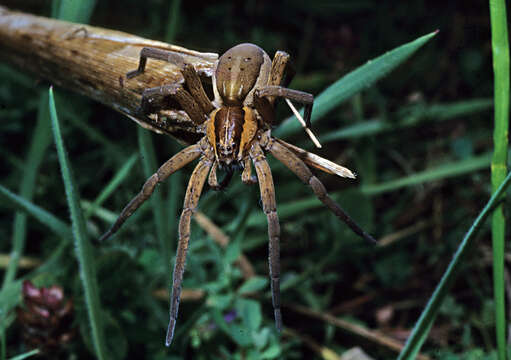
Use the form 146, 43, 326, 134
99, 43, 375, 346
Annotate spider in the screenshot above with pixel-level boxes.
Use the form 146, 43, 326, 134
99, 43, 375, 346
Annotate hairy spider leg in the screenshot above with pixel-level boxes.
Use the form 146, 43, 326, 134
268, 51, 295, 102
255, 85, 313, 129
266, 137, 376, 244
275, 138, 355, 179
126, 47, 186, 79
208, 161, 234, 191
181, 64, 215, 114
141, 84, 207, 125
250, 143, 282, 332
166, 158, 212, 346
98, 143, 202, 242
127, 47, 214, 121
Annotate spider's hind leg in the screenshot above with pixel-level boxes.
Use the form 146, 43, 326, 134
266, 136, 376, 244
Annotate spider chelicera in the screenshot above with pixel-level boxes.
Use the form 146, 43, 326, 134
99, 43, 375, 345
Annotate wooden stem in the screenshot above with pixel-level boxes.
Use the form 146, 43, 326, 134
0, 6, 218, 144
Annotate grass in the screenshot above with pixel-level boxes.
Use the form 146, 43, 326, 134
398, 170, 511, 359
49, 87, 108, 360
489, 0, 510, 359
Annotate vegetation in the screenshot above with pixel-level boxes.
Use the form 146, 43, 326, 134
0, 0, 509, 359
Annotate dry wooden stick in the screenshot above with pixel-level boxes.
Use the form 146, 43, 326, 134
194, 210, 256, 279
0, 254, 41, 269
288, 304, 431, 360
0, 6, 218, 144
283, 328, 343, 360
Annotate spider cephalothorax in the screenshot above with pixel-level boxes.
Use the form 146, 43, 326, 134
100, 43, 375, 346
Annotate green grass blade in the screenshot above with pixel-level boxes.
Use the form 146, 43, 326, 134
165, 0, 181, 43
2, 93, 52, 288
274, 31, 438, 138
398, 171, 511, 360
489, 0, 510, 358
84, 153, 138, 218
0, 184, 71, 238
165, 144, 182, 247
247, 152, 493, 227
49, 87, 108, 360
361, 152, 493, 195
56, 0, 97, 23
320, 98, 493, 143
138, 127, 169, 265
7, 349, 39, 360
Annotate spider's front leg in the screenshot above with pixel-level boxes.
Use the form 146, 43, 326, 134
99, 143, 203, 242
208, 162, 234, 191
249, 143, 282, 331
255, 86, 313, 129
241, 158, 257, 185
167, 157, 213, 346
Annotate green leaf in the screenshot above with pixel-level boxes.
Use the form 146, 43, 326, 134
238, 276, 269, 295
49, 87, 108, 360
236, 298, 262, 331
210, 309, 251, 347
320, 98, 492, 143
0, 280, 22, 333
224, 238, 241, 265
2, 92, 52, 289
489, 0, 510, 359
274, 31, 438, 138
260, 342, 281, 359
138, 128, 169, 266
361, 152, 493, 195
7, 349, 40, 360
85, 153, 138, 218
0, 185, 71, 239
207, 293, 233, 310
398, 171, 511, 359
55, 0, 97, 23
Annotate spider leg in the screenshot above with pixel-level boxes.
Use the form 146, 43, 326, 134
208, 161, 233, 191
269, 51, 295, 94
266, 138, 376, 244
99, 143, 202, 242
255, 85, 313, 129
241, 158, 257, 185
167, 157, 212, 346
141, 84, 207, 124
275, 138, 356, 179
249, 143, 282, 332
181, 64, 215, 114
252, 51, 295, 127
127, 47, 185, 79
